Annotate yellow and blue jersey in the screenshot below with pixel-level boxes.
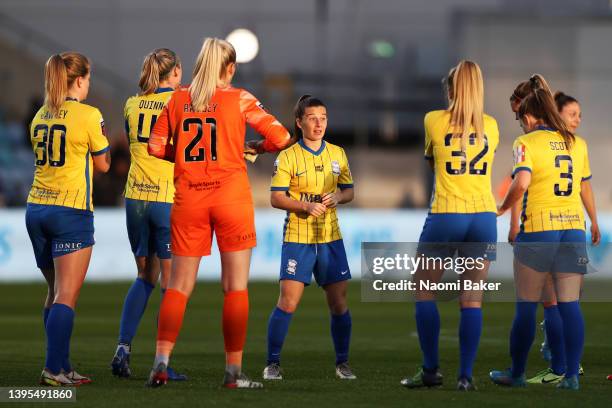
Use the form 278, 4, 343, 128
271, 139, 353, 244
124, 88, 175, 203
27, 99, 110, 211
424, 110, 499, 213
512, 127, 591, 232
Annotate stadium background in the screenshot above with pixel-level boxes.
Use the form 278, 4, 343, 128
1, 1, 612, 405
0, 0, 611, 279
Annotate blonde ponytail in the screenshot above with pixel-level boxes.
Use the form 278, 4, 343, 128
190, 38, 236, 112
139, 48, 180, 95
44, 52, 90, 116
44, 55, 68, 116
447, 60, 484, 150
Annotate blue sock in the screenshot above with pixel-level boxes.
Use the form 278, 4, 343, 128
458, 307, 482, 380
331, 310, 352, 365
415, 301, 440, 370
43, 308, 50, 328
510, 301, 537, 377
267, 307, 293, 364
118, 278, 155, 344
45, 303, 74, 375
557, 301, 584, 378
544, 305, 566, 375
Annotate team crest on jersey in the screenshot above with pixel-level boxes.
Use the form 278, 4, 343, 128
286, 259, 297, 275
273, 158, 279, 175
331, 160, 341, 175
513, 144, 526, 165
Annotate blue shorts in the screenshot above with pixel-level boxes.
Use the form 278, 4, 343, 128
125, 198, 172, 259
514, 229, 588, 274
280, 239, 351, 286
25, 203, 95, 269
418, 212, 497, 260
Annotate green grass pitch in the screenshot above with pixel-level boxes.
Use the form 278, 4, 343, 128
1, 281, 611, 407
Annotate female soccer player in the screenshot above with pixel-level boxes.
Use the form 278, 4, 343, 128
508, 84, 597, 384
491, 75, 598, 390
145, 38, 291, 388
110, 48, 186, 381
26, 53, 111, 386
555, 92, 582, 133
262, 95, 355, 381
401, 61, 499, 391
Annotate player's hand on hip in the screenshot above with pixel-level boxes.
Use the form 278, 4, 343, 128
496, 205, 506, 217
306, 202, 327, 217
321, 192, 338, 208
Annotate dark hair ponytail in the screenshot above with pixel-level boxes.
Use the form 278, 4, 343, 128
554, 91, 579, 112
510, 74, 552, 104
293, 94, 326, 138
519, 74, 575, 149
139, 48, 180, 95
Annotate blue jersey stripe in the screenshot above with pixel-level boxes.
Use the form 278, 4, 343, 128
91, 145, 110, 156
85, 151, 91, 211
512, 166, 532, 177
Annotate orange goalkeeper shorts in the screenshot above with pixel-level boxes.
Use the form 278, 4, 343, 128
170, 202, 256, 256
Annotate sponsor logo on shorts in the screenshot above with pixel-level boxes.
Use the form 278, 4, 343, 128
286, 259, 297, 275
239, 232, 256, 241
55, 242, 83, 252
577, 256, 589, 265
332, 160, 341, 176
340, 269, 349, 275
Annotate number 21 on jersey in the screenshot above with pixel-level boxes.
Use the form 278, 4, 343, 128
183, 117, 217, 162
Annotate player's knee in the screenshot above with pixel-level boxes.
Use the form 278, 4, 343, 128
137, 270, 158, 287
327, 296, 348, 315
277, 297, 300, 313
53, 292, 77, 309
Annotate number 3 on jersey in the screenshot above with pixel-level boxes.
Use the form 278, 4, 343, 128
183, 117, 217, 162
554, 155, 573, 196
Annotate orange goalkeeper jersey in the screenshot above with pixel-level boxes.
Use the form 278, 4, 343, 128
148, 86, 290, 208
